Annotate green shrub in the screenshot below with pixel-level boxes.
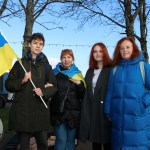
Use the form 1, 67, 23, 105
0, 108, 10, 132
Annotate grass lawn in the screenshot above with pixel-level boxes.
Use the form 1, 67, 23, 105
0, 107, 14, 134
0, 107, 16, 149
0, 108, 10, 132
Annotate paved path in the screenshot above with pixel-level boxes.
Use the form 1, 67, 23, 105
0, 134, 92, 150
76, 141, 92, 150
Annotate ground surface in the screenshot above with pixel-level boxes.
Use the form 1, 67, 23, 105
0, 102, 92, 150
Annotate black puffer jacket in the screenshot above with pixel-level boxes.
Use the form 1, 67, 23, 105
50, 72, 85, 128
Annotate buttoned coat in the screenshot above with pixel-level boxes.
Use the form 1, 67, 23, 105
79, 67, 111, 143
5, 53, 57, 132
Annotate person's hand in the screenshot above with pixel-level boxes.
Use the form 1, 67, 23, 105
22, 71, 31, 84
48, 136, 56, 146
69, 78, 81, 85
33, 88, 43, 96
29, 137, 37, 150
45, 83, 53, 88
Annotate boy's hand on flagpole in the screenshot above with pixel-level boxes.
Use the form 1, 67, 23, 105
33, 88, 43, 97
69, 78, 81, 85
22, 71, 31, 84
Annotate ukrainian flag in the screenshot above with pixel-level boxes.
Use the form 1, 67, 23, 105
53, 62, 85, 86
0, 32, 18, 76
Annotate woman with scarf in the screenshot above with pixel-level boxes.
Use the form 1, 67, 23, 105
50, 49, 85, 150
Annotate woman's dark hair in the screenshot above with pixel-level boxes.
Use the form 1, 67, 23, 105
89, 42, 112, 69
113, 36, 139, 66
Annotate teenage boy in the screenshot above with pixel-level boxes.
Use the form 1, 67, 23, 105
5, 33, 57, 150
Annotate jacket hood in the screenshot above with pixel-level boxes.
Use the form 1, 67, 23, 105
120, 51, 145, 66
23, 50, 49, 64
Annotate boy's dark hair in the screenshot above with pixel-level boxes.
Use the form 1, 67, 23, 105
29, 33, 45, 46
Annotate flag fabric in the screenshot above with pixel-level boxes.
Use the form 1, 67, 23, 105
0, 32, 18, 76
53, 62, 86, 86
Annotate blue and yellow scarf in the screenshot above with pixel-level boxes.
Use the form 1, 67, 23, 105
53, 62, 85, 86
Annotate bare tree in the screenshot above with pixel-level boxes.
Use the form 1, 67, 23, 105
53, 0, 150, 61
0, 0, 8, 16
1, 0, 149, 61
1, 0, 65, 49
0, 0, 22, 25
17, 0, 65, 50
138, 0, 149, 61
119, 0, 149, 61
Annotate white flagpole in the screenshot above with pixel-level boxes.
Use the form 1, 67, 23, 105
19, 61, 48, 108
0, 31, 48, 108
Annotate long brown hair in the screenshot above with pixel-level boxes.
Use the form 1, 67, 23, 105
113, 36, 140, 66
89, 42, 112, 69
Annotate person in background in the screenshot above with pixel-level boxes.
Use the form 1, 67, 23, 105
5, 33, 57, 150
50, 49, 85, 150
104, 36, 150, 150
79, 42, 112, 150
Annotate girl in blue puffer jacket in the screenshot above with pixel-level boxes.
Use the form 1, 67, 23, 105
104, 36, 150, 150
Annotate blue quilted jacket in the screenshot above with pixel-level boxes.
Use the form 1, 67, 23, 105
104, 54, 150, 150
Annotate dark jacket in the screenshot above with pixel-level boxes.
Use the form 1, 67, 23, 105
5, 53, 57, 132
79, 67, 111, 143
50, 72, 85, 129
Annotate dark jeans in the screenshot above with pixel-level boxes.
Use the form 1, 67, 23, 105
92, 143, 111, 150
17, 131, 48, 150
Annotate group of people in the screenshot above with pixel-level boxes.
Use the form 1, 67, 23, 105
5, 32, 150, 150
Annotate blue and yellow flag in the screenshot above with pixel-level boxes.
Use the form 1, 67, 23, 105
53, 62, 86, 86
0, 32, 18, 76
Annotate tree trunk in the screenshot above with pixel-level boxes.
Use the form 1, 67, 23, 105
22, 0, 34, 56
138, 0, 149, 62
124, 0, 135, 37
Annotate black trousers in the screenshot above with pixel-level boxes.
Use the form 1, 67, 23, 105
92, 142, 111, 150
17, 131, 48, 150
